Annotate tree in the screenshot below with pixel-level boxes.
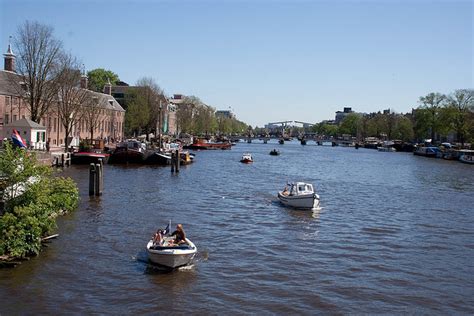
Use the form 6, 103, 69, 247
0, 142, 79, 259
392, 115, 414, 141
81, 95, 102, 142
339, 113, 362, 136
13, 20, 63, 123
87, 68, 119, 93
124, 87, 151, 137
418, 92, 447, 141
446, 89, 474, 146
135, 77, 165, 139
56, 53, 89, 151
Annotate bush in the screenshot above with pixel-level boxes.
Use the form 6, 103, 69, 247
0, 143, 79, 259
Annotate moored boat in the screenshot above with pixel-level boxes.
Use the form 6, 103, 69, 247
108, 139, 148, 164
413, 146, 440, 158
145, 151, 172, 165
458, 150, 474, 164
277, 182, 320, 210
71, 151, 110, 164
183, 138, 231, 150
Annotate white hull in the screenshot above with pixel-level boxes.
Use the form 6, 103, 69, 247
147, 239, 197, 268
377, 147, 395, 152
459, 154, 474, 164
278, 192, 320, 209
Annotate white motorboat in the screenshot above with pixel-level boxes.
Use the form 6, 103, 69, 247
377, 141, 396, 152
277, 182, 320, 210
240, 153, 253, 163
147, 237, 197, 268
459, 150, 474, 164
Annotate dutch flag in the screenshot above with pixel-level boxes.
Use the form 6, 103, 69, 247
11, 129, 27, 148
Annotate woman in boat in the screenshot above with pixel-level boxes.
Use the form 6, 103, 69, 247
170, 224, 187, 245
152, 229, 163, 245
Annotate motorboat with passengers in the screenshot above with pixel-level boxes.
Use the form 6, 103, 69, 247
240, 153, 253, 163
146, 223, 197, 268
277, 182, 320, 210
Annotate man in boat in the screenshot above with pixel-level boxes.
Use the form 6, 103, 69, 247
169, 224, 187, 245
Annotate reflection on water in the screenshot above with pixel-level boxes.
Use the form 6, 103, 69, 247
0, 141, 473, 314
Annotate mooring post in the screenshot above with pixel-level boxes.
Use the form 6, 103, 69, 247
98, 158, 104, 175
175, 149, 180, 173
95, 163, 103, 196
171, 151, 175, 173
89, 163, 96, 196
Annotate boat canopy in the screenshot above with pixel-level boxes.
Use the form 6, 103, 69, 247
288, 182, 314, 196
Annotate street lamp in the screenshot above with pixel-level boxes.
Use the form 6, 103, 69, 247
158, 99, 162, 151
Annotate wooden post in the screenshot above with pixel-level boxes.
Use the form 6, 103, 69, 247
95, 163, 103, 196
175, 149, 180, 173
89, 163, 96, 196
98, 158, 104, 174
66, 153, 71, 166
171, 151, 175, 173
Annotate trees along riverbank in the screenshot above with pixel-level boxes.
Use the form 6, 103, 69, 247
0, 142, 79, 265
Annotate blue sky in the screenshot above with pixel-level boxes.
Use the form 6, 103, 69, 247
1, 0, 472, 127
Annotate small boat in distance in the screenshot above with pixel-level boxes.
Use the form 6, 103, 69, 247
240, 153, 253, 163
277, 182, 320, 210
269, 149, 280, 156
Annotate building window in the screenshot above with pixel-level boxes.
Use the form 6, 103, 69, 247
5, 114, 9, 124
13, 115, 17, 121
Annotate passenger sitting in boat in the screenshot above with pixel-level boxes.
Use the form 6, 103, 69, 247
152, 229, 164, 245
282, 185, 289, 196
169, 224, 187, 245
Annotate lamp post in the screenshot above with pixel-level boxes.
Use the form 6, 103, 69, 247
159, 99, 162, 151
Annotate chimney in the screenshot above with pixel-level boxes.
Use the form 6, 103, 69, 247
4, 41, 16, 72
103, 78, 112, 95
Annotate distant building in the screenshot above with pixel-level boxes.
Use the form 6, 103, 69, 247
215, 109, 234, 119
335, 107, 354, 124
0, 43, 125, 148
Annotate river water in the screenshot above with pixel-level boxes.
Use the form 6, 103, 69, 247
1, 141, 473, 314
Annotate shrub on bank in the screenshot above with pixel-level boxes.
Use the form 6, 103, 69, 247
0, 142, 79, 260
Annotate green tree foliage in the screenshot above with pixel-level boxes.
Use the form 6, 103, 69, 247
417, 92, 447, 141
446, 89, 474, 145
0, 143, 79, 259
124, 87, 151, 136
339, 113, 362, 136
312, 122, 338, 137
87, 68, 119, 93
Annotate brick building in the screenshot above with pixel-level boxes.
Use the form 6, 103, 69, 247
0, 43, 125, 149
